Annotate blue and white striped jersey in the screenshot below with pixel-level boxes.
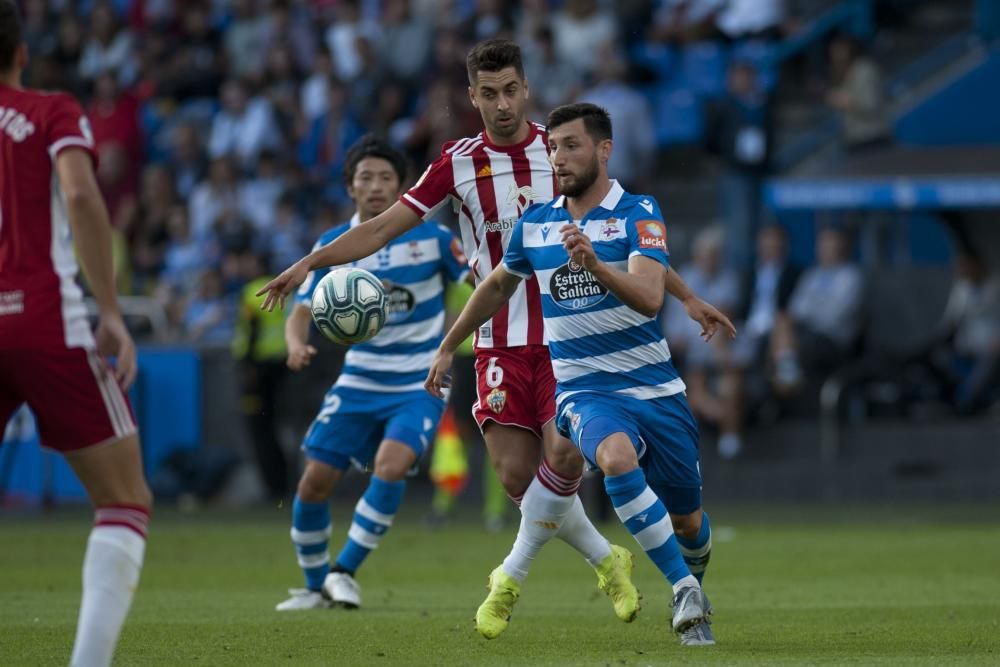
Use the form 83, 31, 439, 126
297, 213, 469, 393
502, 180, 686, 406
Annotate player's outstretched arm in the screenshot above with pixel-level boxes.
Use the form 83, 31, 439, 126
257, 201, 423, 311
285, 304, 317, 371
425, 267, 522, 398
561, 224, 666, 318
56, 148, 137, 388
664, 267, 737, 342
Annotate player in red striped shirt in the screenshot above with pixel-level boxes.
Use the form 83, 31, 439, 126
0, 3, 150, 665
258, 40, 734, 638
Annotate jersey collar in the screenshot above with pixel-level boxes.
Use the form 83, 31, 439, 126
348, 212, 362, 228
552, 179, 625, 213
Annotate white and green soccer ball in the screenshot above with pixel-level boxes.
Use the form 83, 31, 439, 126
310, 267, 387, 344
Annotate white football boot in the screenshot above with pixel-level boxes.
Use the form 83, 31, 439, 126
324, 572, 362, 608
275, 588, 332, 611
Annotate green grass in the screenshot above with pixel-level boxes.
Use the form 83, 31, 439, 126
2, 506, 999, 665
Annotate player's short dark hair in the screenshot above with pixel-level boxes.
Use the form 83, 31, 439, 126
466, 39, 524, 85
546, 103, 613, 143
342, 134, 408, 186
0, 0, 23, 72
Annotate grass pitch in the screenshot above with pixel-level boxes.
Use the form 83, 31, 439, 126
2, 504, 999, 665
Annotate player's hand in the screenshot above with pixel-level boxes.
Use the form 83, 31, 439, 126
286, 343, 318, 371
425, 347, 455, 399
95, 311, 138, 389
560, 224, 599, 271
256, 260, 310, 312
682, 295, 737, 342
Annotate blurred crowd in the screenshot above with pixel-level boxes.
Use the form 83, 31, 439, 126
18, 0, 998, 465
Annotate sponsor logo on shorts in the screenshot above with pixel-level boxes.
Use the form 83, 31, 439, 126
637, 220, 667, 252
486, 387, 507, 414
549, 261, 608, 310
533, 520, 559, 530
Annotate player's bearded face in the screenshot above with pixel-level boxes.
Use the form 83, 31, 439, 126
557, 151, 600, 198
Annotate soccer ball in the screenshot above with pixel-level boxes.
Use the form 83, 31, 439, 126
311, 267, 387, 344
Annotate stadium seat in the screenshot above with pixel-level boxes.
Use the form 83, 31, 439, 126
731, 40, 779, 92
653, 84, 704, 146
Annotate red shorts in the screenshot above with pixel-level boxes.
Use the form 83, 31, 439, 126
0, 346, 136, 452
473, 345, 556, 437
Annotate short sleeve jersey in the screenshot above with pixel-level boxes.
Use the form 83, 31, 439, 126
297, 214, 468, 393
502, 180, 686, 406
0, 84, 98, 351
399, 122, 556, 349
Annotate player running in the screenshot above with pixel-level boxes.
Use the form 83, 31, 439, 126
258, 40, 731, 638
0, 3, 151, 664
427, 103, 723, 646
276, 135, 469, 611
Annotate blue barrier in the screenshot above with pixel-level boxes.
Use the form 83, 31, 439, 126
767, 176, 1000, 210
0, 347, 201, 506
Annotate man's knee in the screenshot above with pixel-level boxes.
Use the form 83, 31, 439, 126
373, 443, 415, 482
670, 508, 703, 541
542, 434, 584, 479
493, 457, 534, 496
595, 435, 639, 476
297, 462, 340, 502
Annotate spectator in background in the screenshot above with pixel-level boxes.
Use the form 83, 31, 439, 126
232, 252, 292, 502
263, 194, 310, 273
50, 12, 85, 94
665, 227, 744, 458
165, 1, 225, 101
771, 225, 864, 393
88, 70, 142, 203
160, 205, 213, 299
325, 0, 382, 82
183, 270, 235, 345
190, 156, 241, 241
578, 48, 655, 191
462, 0, 515, 42
300, 47, 335, 122
260, 0, 318, 75
649, 0, 724, 44
208, 79, 281, 168
298, 83, 366, 205
382, 0, 433, 81
78, 1, 136, 85
166, 123, 207, 199
126, 164, 178, 294
905, 251, 1000, 414
240, 151, 286, 233
715, 0, 786, 41
523, 26, 582, 118
826, 33, 891, 153
552, 0, 617, 76
224, 0, 267, 80
261, 44, 302, 143
705, 60, 773, 269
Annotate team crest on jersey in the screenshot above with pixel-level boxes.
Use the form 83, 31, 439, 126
450, 237, 467, 264
408, 240, 424, 263
637, 220, 668, 252
600, 218, 625, 241
506, 184, 541, 216
486, 388, 507, 414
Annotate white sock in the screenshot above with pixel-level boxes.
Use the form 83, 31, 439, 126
555, 494, 613, 566
671, 574, 700, 595
501, 474, 575, 582
71, 522, 146, 667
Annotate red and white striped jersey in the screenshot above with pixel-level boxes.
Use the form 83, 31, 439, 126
400, 121, 556, 349
0, 83, 98, 351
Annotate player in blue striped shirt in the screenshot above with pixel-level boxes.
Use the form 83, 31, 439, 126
277, 135, 468, 612
427, 104, 728, 645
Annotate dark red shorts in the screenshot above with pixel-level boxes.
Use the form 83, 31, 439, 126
473, 345, 556, 437
0, 346, 136, 452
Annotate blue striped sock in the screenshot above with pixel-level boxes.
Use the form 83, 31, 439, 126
676, 511, 712, 583
291, 495, 331, 591
335, 476, 405, 574
604, 468, 691, 585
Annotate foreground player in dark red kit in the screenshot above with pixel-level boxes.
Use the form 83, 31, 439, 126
0, 3, 150, 665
